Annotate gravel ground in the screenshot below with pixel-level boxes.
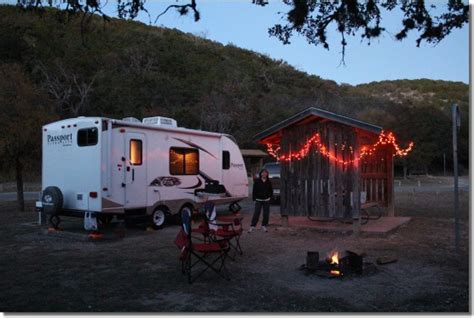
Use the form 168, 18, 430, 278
394, 191, 470, 219
0, 196, 470, 313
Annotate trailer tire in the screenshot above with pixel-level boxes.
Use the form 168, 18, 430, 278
41, 186, 63, 215
180, 204, 194, 216
150, 207, 167, 229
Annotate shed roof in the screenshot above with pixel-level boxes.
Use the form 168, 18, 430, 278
254, 107, 382, 144
240, 149, 269, 157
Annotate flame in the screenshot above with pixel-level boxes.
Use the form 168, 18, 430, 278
329, 251, 341, 276
329, 251, 339, 265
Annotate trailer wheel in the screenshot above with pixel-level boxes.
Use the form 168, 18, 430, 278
180, 204, 194, 217
42, 186, 63, 215
150, 207, 167, 229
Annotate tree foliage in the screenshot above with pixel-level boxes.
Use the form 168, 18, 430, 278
353, 79, 469, 173
0, 63, 54, 168
0, 63, 56, 209
269, 0, 468, 63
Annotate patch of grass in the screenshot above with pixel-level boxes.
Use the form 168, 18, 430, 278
395, 191, 469, 219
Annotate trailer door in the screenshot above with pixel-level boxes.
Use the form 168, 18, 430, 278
124, 133, 147, 208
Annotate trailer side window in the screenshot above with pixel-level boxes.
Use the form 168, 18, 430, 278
77, 128, 98, 147
130, 139, 142, 166
170, 147, 199, 175
223, 151, 230, 170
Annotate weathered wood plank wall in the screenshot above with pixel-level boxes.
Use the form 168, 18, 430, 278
280, 121, 364, 218
360, 140, 393, 207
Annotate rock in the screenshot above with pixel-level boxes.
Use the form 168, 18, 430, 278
376, 256, 398, 265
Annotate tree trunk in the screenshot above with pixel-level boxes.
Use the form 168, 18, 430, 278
403, 163, 408, 180
15, 157, 25, 211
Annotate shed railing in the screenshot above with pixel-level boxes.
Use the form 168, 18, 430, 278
360, 146, 393, 209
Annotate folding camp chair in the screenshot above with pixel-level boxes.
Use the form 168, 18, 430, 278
190, 203, 215, 243
214, 218, 243, 259
202, 202, 244, 259
175, 207, 230, 284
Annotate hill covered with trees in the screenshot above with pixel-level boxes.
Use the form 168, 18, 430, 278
0, 5, 469, 185
349, 79, 469, 174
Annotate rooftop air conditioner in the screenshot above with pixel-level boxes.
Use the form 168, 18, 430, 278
142, 116, 178, 128
122, 117, 141, 123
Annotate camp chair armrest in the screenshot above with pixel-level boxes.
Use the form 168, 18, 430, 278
211, 222, 236, 231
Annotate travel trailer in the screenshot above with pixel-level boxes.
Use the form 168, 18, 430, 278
36, 116, 248, 229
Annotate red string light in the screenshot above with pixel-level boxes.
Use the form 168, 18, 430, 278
360, 131, 414, 158
265, 130, 414, 164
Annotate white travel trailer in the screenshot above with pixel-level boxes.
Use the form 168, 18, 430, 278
37, 116, 248, 229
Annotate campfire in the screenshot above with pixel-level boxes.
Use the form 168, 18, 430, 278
301, 250, 377, 278
328, 251, 341, 277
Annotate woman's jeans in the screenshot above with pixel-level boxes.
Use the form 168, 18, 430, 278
251, 200, 270, 227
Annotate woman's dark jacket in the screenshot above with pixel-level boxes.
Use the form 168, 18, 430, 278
252, 178, 273, 201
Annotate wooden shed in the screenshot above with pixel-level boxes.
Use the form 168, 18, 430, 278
254, 107, 396, 221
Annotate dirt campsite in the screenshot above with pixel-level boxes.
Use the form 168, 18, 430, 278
0, 176, 469, 312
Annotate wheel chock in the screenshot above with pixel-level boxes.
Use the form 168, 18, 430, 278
48, 227, 63, 232
89, 231, 103, 240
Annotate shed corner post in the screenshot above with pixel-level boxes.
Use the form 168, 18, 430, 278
328, 126, 336, 218
387, 150, 395, 217
279, 131, 289, 227
281, 168, 289, 227
352, 131, 361, 237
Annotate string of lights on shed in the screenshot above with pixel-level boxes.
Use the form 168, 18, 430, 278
265, 130, 414, 165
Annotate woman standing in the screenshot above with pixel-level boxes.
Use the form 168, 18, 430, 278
249, 169, 273, 233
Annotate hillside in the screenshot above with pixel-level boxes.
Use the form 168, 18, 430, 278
354, 79, 468, 111
0, 5, 469, 177
350, 79, 469, 172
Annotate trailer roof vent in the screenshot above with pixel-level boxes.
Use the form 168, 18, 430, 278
142, 116, 178, 127
122, 117, 141, 123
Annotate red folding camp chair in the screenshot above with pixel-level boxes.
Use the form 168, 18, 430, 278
199, 201, 244, 259
213, 215, 244, 259
175, 207, 230, 284
190, 209, 213, 243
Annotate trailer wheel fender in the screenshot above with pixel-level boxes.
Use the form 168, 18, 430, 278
41, 186, 63, 215
150, 206, 168, 229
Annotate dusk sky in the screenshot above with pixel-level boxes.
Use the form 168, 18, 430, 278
4, 0, 469, 85
111, 0, 470, 86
